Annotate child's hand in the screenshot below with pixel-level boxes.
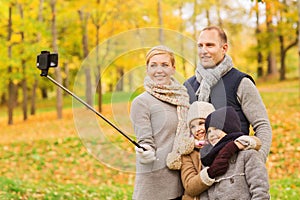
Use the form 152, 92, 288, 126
235, 135, 260, 150
207, 141, 239, 178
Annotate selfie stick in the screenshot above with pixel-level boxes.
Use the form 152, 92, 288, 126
36, 51, 145, 151
45, 75, 146, 151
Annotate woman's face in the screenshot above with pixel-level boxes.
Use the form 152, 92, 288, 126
147, 54, 175, 85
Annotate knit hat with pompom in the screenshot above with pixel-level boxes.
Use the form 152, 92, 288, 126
187, 101, 215, 126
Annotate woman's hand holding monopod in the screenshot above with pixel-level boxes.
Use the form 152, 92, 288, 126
135, 144, 157, 164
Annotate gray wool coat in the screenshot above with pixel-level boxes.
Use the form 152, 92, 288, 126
181, 149, 270, 200
130, 92, 184, 200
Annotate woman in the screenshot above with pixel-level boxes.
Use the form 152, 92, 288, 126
130, 45, 193, 200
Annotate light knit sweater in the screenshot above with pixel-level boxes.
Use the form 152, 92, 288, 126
236, 78, 272, 162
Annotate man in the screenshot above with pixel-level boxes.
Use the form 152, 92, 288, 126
184, 26, 272, 162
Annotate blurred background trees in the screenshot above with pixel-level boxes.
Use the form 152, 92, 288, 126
0, 0, 298, 124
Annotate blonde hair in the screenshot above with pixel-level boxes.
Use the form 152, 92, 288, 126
146, 45, 175, 66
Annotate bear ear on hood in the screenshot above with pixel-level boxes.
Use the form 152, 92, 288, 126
205, 106, 241, 134
187, 101, 215, 126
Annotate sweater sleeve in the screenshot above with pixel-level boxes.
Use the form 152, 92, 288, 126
244, 150, 270, 200
181, 152, 211, 197
237, 78, 272, 162
130, 96, 155, 150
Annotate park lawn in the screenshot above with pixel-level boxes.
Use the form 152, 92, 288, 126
0, 78, 299, 199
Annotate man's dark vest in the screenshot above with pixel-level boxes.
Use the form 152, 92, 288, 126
184, 68, 255, 134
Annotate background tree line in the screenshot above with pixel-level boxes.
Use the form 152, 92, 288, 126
0, 0, 299, 125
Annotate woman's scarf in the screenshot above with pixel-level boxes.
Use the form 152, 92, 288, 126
195, 55, 233, 102
201, 132, 244, 166
144, 76, 194, 170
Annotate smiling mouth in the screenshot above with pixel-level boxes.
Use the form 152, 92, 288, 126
201, 57, 211, 61
154, 74, 166, 78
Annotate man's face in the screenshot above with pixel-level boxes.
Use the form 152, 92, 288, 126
197, 29, 228, 68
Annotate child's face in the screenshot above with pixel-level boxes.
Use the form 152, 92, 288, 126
190, 118, 206, 148
207, 127, 226, 146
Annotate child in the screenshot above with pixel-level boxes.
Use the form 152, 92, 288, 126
181, 103, 264, 200
201, 106, 270, 199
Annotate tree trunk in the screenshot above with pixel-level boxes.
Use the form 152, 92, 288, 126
116, 67, 124, 92
96, 37, 102, 112
18, 3, 28, 121
64, 62, 69, 91
31, 0, 44, 115
78, 10, 92, 106
257, 52, 263, 77
21, 63, 28, 120
41, 87, 48, 99
8, 81, 16, 125
157, 0, 164, 43
31, 78, 38, 115
85, 67, 92, 105
206, 9, 210, 26
178, 3, 187, 78
192, 0, 199, 68
279, 35, 298, 81
7, 5, 15, 125
97, 74, 102, 112
1, 94, 6, 106
278, 0, 298, 81
95, 0, 102, 113
267, 53, 277, 75
216, 0, 222, 27
265, 1, 277, 75
279, 35, 285, 80
51, 0, 63, 119
255, 1, 263, 77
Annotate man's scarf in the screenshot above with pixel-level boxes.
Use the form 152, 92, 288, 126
195, 55, 233, 102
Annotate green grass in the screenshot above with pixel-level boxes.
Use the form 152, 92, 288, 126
270, 179, 300, 200
0, 177, 299, 200
0, 177, 133, 200
0, 136, 134, 199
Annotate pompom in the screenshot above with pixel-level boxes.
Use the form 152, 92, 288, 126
166, 151, 182, 170
178, 135, 195, 155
